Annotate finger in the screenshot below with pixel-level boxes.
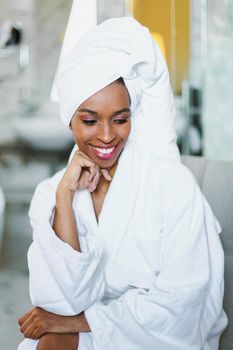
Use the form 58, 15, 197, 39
89, 169, 101, 192
88, 163, 99, 182
18, 309, 34, 326
75, 157, 96, 179
76, 150, 92, 161
30, 327, 44, 340
22, 322, 37, 339
20, 307, 44, 334
20, 315, 34, 334
72, 151, 97, 178
101, 169, 112, 181
74, 150, 93, 164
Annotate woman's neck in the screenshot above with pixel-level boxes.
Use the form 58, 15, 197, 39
91, 160, 118, 221
95, 160, 118, 195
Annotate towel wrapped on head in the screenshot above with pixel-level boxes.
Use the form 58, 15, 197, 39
56, 17, 180, 161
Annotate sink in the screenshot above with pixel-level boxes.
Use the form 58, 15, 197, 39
13, 116, 74, 151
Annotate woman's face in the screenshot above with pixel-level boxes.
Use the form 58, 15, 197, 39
70, 81, 131, 169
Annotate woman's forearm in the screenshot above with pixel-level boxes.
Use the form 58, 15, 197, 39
37, 333, 79, 350
53, 184, 80, 251
49, 311, 91, 333
19, 307, 91, 339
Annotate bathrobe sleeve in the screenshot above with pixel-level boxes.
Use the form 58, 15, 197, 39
27, 169, 105, 316
84, 164, 225, 350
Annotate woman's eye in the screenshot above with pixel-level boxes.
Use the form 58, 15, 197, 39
82, 120, 97, 126
114, 118, 129, 125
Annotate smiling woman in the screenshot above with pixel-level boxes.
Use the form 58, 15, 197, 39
17, 17, 227, 350
71, 79, 131, 169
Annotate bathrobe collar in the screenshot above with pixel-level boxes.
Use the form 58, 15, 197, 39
73, 141, 138, 258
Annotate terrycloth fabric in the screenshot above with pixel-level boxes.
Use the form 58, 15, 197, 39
56, 17, 180, 161
50, 0, 97, 101
17, 146, 227, 350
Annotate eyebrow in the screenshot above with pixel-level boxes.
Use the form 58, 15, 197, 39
77, 108, 131, 117
78, 108, 98, 116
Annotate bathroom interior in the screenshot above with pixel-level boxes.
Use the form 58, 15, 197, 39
0, 0, 233, 348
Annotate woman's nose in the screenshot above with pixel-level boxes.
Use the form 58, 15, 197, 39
97, 125, 116, 144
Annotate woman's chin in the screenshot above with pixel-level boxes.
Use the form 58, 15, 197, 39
95, 157, 118, 169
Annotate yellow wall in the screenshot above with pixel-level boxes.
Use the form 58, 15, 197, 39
131, 0, 190, 94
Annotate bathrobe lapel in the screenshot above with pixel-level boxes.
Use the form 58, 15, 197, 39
73, 143, 138, 258
98, 143, 138, 259
73, 186, 99, 237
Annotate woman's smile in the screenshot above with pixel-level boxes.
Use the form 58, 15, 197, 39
91, 144, 119, 160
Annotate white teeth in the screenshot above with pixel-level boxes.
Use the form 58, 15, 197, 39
93, 146, 115, 154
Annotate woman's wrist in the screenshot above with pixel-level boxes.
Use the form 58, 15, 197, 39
56, 182, 75, 203
53, 182, 80, 251
60, 313, 90, 333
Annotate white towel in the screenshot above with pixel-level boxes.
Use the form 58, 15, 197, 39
56, 17, 180, 160
50, 0, 97, 102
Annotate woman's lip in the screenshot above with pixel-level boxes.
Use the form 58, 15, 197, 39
91, 145, 118, 160
90, 144, 117, 149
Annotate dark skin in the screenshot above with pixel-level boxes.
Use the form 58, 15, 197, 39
37, 333, 79, 350
18, 81, 131, 349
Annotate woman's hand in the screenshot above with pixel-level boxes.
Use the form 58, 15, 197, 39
37, 333, 79, 350
53, 150, 111, 249
53, 150, 112, 250
18, 307, 82, 340
58, 150, 111, 195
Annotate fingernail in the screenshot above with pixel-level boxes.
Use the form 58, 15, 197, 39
89, 184, 96, 192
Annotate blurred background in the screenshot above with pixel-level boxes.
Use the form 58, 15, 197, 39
0, 0, 232, 348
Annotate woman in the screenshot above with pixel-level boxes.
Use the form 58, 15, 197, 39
18, 17, 227, 350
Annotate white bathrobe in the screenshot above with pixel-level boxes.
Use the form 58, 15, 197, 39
18, 141, 227, 350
